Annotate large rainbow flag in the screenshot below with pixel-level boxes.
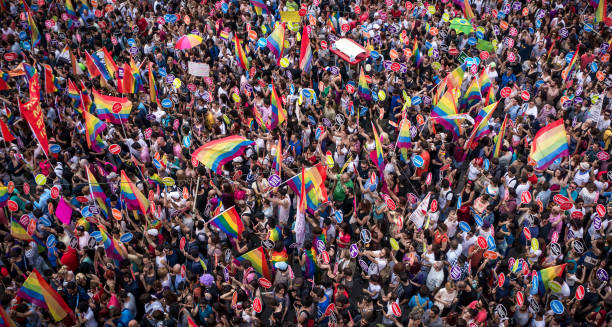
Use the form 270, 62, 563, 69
83, 110, 107, 152
234, 247, 271, 280
234, 34, 249, 71
299, 25, 313, 72
269, 85, 286, 129
266, 23, 286, 65
191, 135, 255, 175
431, 88, 462, 140
531, 264, 566, 295
86, 167, 109, 219
120, 170, 150, 214
286, 164, 328, 214
93, 89, 133, 124
209, 207, 244, 239
529, 119, 569, 170
17, 269, 75, 322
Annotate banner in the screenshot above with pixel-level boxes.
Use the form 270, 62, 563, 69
408, 192, 431, 228
19, 77, 49, 157
280, 11, 300, 22
188, 62, 210, 77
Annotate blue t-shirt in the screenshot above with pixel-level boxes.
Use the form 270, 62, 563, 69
316, 295, 331, 324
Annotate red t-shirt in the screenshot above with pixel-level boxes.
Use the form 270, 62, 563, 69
60, 247, 79, 272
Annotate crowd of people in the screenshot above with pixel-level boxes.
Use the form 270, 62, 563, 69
0, 0, 611, 326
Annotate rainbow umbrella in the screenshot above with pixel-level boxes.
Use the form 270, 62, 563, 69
175, 34, 203, 50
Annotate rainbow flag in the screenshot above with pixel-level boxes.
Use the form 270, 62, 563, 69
304, 247, 318, 281
268, 226, 282, 242
271, 248, 288, 265
117, 62, 135, 94
43, 65, 60, 94
147, 62, 159, 106
529, 119, 569, 170
358, 67, 371, 100
212, 200, 223, 217
148, 173, 163, 188
97, 224, 127, 261
17, 269, 74, 322
494, 114, 508, 158
431, 88, 462, 140
286, 164, 328, 214
478, 68, 492, 97
461, 78, 481, 110
65, 0, 76, 17
396, 119, 412, 163
0, 305, 17, 327
192, 135, 255, 175
93, 89, 133, 124
120, 170, 150, 214
67, 79, 81, 109
0, 71, 9, 91
531, 264, 566, 295
130, 57, 143, 92
99, 47, 118, 80
234, 247, 271, 280
372, 122, 385, 173
327, 15, 336, 33
86, 167, 108, 219
266, 23, 286, 65
299, 25, 313, 73
413, 38, 423, 67
11, 217, 32, 241
446, 63, 466, 91
84, 50, 101, 78
466, 101, 499, 149
0, 187, 7, 208
274, 136, 282, 175
23, 1, 40, 48
83, 109, 107, 152
253, 106, 266, 131
484, 84, 496, 106
80, 84, 95, 113
299, 166, 306, 214
463, 0, 475, 21
250, 0, 269, 14
234, 34, 249, 71
596, 0, 607, 24
561, 46, 579, 86
90, 51, 112, 80
269, 85, 286, 129
209, 207, 244, 239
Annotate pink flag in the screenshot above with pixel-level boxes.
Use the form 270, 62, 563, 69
56, 197, 73, 225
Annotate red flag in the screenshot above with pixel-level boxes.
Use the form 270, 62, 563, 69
0, 119, 15, 142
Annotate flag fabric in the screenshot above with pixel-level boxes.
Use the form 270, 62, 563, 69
24, 3, 40, 48
447, 63, 466, 91
431, 88, 462, 139
83, 109, 107, 152
269, 85, 286, 129
413, 38, 423, 67
529, 119, 569, 170
266, 23, 286, 64
209, 207, 244, 239
395, 119, 412, 154
86, 167, 109, 218
478, 68, 491, 98
147, 63, 160, 108
192, 135, 255, 175
274, 136, 282, 175
466, 101, 499, 149
299, 26, 313, 72
234, 247, 271, 280
299, 166, 306, 214
234, 34, 249, 71
43, 65, 60, 94
358, 67, 371, 99
90, 51, 112, 80
93, 89, 133, 124
304, 247, 318, 280
463, 0, 475, 20
99, 47, 118, 80
494, 114, 508, 158
327, 14, 336, 34
17, 269, 74, 322
286, 164, 328, 214
0, 305, 17, 327
268, 226, 282, 242
532, 264, 566, 295
484, 84, 496, 106
561, 46, 579, 86
434, 77, 447, 105
461, 78, 481, 111
596, 0, 607, 24
97, 224, 127, 261
84, 51, 101, 78
65, 0, 76, 17
0, 119, 15, 142
253, 106, 267, 131
55, 197, 73, 225
117, 62, 135, 94
372, 123, 385, 173
270, 248, 289, 265
67, 47, 82, 76
80, 83, 95, 113
120, 170, 150, 214
0, 187, 7, 208
11, 217, 32, 241
250, 0, 270, 15
186, 313, 198, 327
0, 71, 9, 91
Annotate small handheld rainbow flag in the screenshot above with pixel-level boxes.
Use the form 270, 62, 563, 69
120, 170, 150, 214
371, 122, 385, 174
234, 34, 249, 71
17, 269, 75, 322
266, 23, 286, 65
84, 50, 101, 78
234, 247, 271, 280
396, 119, 412, 155
83, 109, 107, 153
117, 62, 135, 94
209, 206, 244, 239
595, 0, 607, 24
43, 64, 60, 94
268, 226, 282, 242
286, 165, 328, 214
269, 85, 286, 129
466, 101, 499, 149
561, 46, 579, 87
86, 167, 109, 219
191, 135, 255, 175
529, 119, 569, 170
446, 63, 466, 91
531, 264, 566, 295
304, 247, 318, 281
413, 38, 423, 67
478, 68, 491, 97
0, 71, 9, 91
358, 67, 371, 100
461, 78, 481, 111
494, 114, 508, 158
0, 304, 17, 327
65, 0, 76, 17
299, 25, 313, 73
22, 1, 40, 48
97, 224, 127, 261
274, 136, 282, 175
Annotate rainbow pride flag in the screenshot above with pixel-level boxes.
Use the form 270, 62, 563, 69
268, 226, 282, 241
120, 170, 150, 214
0, 187, 8, 208
250, 0, 269, 15
466, 101, 499, 149
86, 167, 109, 219
65, 0, 76, 17
431, 88, 462, 140
434, 77, 447, 105
97, 224, 127, 261
304, 247, 318, 281
0, 304, 17, 327
529, 119, 569, 170
93, 89, 133, 124
446, 63, 466, 91
484, 84, 496, 106
461, 78, 481, 110
266, 23, 286, 65
596, 0, 607, 24
90, 51, 112, 80
478, 68, 491, 97
358, 67, 371, 100
561, 46, 579, 86
494, 114, 508, 158
413, 38, 423, 67
299, 25, 313, 72
298, 166, 306, 213
98, 47, 118, 80
463, 0, 475, 21
234, 34, 249, 71
531, 264, 566, 295
271, 248, 288, 265
210, 207, 244, 239
117, 62, 135, 94
84, 51, 101, 78
253, 106, 267, 131
269, 85, 286, 129
130, 57, 143, 92
396, 119, 412, 162
148, 62, 159, 106
43, 65, 60, 94
0, 71, 9, 91
372, 122, 385, 173
192, 135, 255, 175
11, 217, 32, 241
83, 109, 107, 152
274, 136, 282, 175
286, 164, 328, 214
234, 247, 271, 280
23, 1, 40, 48
17, 269, 74, 322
